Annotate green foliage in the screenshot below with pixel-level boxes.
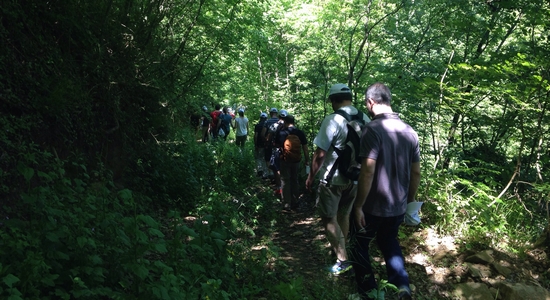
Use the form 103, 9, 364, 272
272, 276, 305, 300
2, 0, 550, 298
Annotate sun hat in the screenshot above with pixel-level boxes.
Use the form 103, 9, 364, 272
260, 112, 267, 118
279, 109, 288, 117
269, 107, 278, 113
238, 108, 244, 113
328, 83, 352, 101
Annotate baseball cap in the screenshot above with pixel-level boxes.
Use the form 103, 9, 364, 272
260, 112, 267, 118
279, 109, 288, 117
269, 107, 278, 113
202, 106, 208, 111
238, 108, 244, 113
328, 83, 352, 100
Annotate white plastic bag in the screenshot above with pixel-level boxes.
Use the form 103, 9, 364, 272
404, 201, 423, 226
218, 128, 226, 137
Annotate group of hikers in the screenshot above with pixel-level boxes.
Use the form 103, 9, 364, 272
194, 82, 420, 300
197, 104, 249, 145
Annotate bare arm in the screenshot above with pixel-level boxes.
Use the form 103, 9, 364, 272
305, 147, 326, 191
408, 162, 421, 203
353, 158, 377, 229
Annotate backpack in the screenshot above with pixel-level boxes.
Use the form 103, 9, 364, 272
281, 131, 302, 163
210, 110, 221, 128
220, 113, 231, 134
266, 120, 282, 147
325, 109, 367, 182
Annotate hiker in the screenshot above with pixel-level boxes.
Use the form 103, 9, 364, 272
265, 109, 287, 196
351, 82, 420, 300
262, 108, 279, 180
233, 108, 249, 147
274, 114, 308, 210
201, 106, 210, 143
254, 112, 268, 178
305, 83, 370, 275
217, 107, 233, 141
210, 104, 223, 140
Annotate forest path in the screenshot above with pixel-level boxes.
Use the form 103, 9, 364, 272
263, 179, 550, 299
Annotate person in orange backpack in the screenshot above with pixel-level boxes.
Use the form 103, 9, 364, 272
274, 114, 309, 211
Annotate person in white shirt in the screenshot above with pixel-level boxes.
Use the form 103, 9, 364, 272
306, 83, 370, 276
233, 108, 249, 147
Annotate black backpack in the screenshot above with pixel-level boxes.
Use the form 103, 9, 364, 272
325, 109, 367, 182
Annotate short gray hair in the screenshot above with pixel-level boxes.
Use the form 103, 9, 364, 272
365, 82, 391, 105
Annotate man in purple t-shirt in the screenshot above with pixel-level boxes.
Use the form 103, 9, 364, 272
351, 82, 421, 300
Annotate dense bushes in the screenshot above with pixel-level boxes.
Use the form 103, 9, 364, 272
0, 130, 281, 299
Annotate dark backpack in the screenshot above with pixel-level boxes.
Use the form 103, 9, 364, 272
266, 120, 282, 147
281, 131, 302, 163
325, 110, 367, 182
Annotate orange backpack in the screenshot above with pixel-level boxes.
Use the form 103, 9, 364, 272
282, 134, 302, 163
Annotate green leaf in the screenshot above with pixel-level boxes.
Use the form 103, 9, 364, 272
37, 171, 52, 181
136, 229, 148, 243
77, 236, 87, 248
148, 228, 165, 238
2, 274, 20, 288
181, 226, 198, 238
16, 162, 34, 183
117, 189, 133, 204
154, 243, 168, 253
138, 215, 159, 227
134, 265, 149, 279
214, 239, 226, 249
46, 232, 59, 242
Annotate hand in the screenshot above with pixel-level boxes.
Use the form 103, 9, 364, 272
305, 176, 313, 192
353, 207, 366, 230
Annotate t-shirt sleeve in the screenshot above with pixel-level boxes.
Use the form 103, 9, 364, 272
411, 132, 420, 163
313, 116, 339, 151
359, 126, 379, 160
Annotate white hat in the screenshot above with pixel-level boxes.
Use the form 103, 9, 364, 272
328, 83, 352, 100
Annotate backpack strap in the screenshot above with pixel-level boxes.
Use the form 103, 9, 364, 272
324, 109, 364, 184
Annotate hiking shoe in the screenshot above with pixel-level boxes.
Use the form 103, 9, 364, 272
398, 286, 412, 300
273, 188, 282, 197
330, 260, 353, 275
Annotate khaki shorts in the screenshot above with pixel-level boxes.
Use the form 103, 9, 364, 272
316, 182, 357, 218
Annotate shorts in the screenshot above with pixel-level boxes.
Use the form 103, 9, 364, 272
316, 182, 357, 218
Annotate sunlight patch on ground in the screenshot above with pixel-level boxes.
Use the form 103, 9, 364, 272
418, 228, 458, 253
425, 266, 451, 283
410, 252, 428, 265
293, 217, 317, 226
251, 245, 269, 251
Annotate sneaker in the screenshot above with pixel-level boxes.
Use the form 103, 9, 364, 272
398, 286, 412, 300
330, 260, 353, 275
273, 188, 282, 197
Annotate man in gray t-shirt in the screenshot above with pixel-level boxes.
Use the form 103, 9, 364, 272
351, 82, 421, 300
